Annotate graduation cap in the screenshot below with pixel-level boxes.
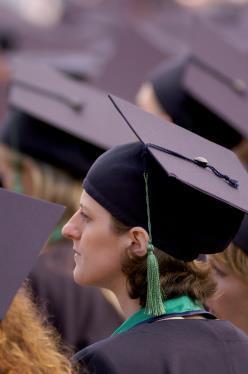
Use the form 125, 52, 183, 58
150, 54, 243, 149
233, 214, 248, 255
0, 187, 65, 320
92, 22, 169, 102
0, 6, 113, 52
83, 95, 248, 315
85, 94, 248, 259
0, 59, 135, 178
6, 35, 114, 82
183, 16, 248, 141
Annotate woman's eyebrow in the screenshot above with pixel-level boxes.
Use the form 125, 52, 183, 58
79, 203, 90, 213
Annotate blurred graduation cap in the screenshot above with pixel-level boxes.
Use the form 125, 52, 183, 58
150, 53, 243, 149
183, 16, 248, 142
233, 214, 248, 255
7, 37, 114, 82
0, 5, 169, 102
0, 187, 65, 320
0, 6, 112, 52
84, 94, 248, 262
0, 59, 135, 178
92, 22, 169, 102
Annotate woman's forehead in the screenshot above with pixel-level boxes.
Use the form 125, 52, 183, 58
80, 190, 112, 218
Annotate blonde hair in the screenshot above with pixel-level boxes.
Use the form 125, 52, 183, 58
0, 285, 76, 373
0, 144, 82, 218
209, 242, 248, 279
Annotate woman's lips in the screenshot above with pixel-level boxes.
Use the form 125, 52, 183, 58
73, 248, 81, 256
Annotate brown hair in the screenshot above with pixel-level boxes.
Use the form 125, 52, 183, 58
208, 242, 248, 279
112, 217, 216, 307
233, 138, 248, 168
0, 285, 77, 373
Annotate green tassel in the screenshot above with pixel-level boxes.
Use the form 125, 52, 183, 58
13, 168, 23, 194
145, 242, 165, 316
48, 224, 63, 243
143, 171, 165, 316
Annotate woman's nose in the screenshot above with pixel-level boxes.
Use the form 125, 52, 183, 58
62, 217, 81, 241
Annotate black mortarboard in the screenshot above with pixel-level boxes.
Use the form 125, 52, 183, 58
233, 214, 248, 255
0, 188, 65, 319
0, 60, 135, 178
84, 95, 248, 262
0, 28, 17, 51
151, 54, 243, 149
183, 15, 248, 141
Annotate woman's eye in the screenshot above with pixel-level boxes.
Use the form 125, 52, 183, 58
80, 212, 90, 222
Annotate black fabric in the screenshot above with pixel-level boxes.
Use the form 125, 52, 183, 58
233, 214, 248, 254
84, 142, 243, 261
0, 29, 17, 51
152, 57, 243, 149
73, 318, 248, 374
0, 107, 103, 178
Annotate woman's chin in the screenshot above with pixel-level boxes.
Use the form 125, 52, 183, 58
73, 267, 86, 286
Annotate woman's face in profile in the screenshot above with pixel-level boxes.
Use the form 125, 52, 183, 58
206, 257, 248, 333
62, 190, 128, 290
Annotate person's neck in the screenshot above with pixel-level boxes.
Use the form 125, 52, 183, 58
236, 318, 248, 335
111, 282, 141, 320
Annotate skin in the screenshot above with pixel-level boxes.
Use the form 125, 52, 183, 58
62, 190, 148, 318
63, 191, 209, 321
206, 258, 248, 334
136, 82, 172, 122
0, 56, 11, 83
233, 138, 248, 168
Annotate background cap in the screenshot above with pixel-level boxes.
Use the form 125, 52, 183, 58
93, 22, 169, 102
183, 15, 248, 139
0, 188, 65, 319
151, 54, 243, 149
0, 60, 135, 177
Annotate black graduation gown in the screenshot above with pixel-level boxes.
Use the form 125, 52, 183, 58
29, 240, 122, 351
73, 318, 248, 373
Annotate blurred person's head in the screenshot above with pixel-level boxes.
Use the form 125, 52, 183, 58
0, 142, 82, 219
136, 21, 248, 169
0, 286, 75, 373
0, 187, 74, 372
0, 106, 104, 226
0, 108, 100, 249
206, 216, 248, 334
0, 59, 135, 218
136, 55, 246, 158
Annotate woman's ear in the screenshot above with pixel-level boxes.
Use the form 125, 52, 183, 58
127, 227, 149, 258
